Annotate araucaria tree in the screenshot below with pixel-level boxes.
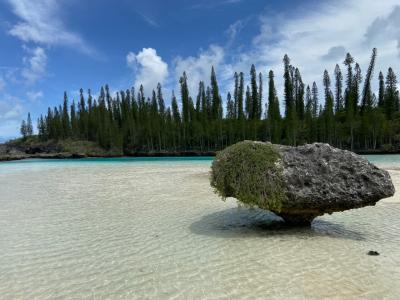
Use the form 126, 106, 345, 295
21, 48, 400, 153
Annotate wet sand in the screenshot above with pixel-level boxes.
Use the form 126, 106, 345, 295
0, 160, 399, 299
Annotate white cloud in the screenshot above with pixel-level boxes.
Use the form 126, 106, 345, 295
126, 52, 137, 69
168, 0, 400, 110
126, 48, 169, 93
0, 95, 24, 121
26, 90, 43, 103
224, 0, 400, 104
0, 94, 27, 138
3, 104, 24, 120
321, 46, 346, 61
0, 67, 19, 85
365, 6, 400, 53
226, 19, 245, 46
173, 45, 232, 95
7, 0, 93, 54
21, 47, 47, 85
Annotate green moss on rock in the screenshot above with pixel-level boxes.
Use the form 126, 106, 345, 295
210, 141, 286, 212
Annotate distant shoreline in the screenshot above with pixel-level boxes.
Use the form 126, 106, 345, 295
0, 151, 216, 162
0, 138, 217, 162
1, 137, 400, 163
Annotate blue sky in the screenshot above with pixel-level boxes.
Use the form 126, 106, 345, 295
1, 0, 400, 140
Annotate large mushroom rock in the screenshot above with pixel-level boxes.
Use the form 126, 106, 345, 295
210, 141, 395, 225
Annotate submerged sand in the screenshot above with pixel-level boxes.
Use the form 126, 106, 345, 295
0, 160, 399, 299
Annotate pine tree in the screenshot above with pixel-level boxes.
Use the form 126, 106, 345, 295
157, 83, 165, 116
171, 91, 181, 124
323, 70, 334, 144
198, 81, 207, 121
210, 66, 222, 120
62, 92, 70, 138
344, 53, 357, 151
343, 53, 354, 112
283, 54, 294, 118
361, 48, 377, 114
353, 63, 362, 113
283, 54, 297, 145
334, 64, 343, 112
20, 120, 27, 138
311, 82, 319, 119
37, 115, 46, 140
233, 72, 239, 118
385, 67, 398, 119
20, 48, 400, 153
237, 72, 244, 120
245, 85, 252, 120
226, 92, 235, 119
26, 113, 33, 136
249, 64, 258, 120
378, 71, 385, 108
258, 72, 263, 120
294, 68, 305, 120
267, 70, 281, 143
180, 72, 190, 124
78, 88, 87, 139
304, 85, 315, 142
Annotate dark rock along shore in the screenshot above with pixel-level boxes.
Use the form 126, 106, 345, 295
0, 138, 216, 161
211, 141, 395, 225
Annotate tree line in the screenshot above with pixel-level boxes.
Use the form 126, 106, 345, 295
21, 48, 400, 153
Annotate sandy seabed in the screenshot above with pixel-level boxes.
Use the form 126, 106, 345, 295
0, 160, 399, 299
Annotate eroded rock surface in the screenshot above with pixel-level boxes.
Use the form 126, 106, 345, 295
211, 141, 395, 225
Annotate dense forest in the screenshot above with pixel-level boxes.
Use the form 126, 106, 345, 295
20, 48, 400, 153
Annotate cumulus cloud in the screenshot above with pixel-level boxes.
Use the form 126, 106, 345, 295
21, 47, 47, 85
173, 45, 232, 95
225, 0, 400, 103
321, 46, 346, 61
365, 6, 400, 56
167, 0, 400, 110
126, 48, 169, 93
7, 0, 94, 54
126, 52, 137, 69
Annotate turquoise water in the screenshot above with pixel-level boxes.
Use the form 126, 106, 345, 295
0, 156, 214, 166
362, 154, 400, 167
0, 154, 399, 298
0, 154, 398, 166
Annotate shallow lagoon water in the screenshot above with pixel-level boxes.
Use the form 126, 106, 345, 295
0, 156, 400, 299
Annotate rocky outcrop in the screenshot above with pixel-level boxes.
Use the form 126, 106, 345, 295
210, 141, 395, 225
0, 137, 216, 161
0, 138, 123, 161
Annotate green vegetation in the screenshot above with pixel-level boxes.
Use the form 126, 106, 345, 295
6, 136, 122, 157
19, 48, 400, 153
20, 113, 33, 139
210, 141, 285, 211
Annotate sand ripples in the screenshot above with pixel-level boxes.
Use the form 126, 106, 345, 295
0, 161, 399, 299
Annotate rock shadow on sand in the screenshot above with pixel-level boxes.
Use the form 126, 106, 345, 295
190, 207, 365, 241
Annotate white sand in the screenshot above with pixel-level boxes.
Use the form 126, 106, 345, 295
0, 161, 399, 299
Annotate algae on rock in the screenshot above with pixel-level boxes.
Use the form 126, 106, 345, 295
210, 141, 286, 212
